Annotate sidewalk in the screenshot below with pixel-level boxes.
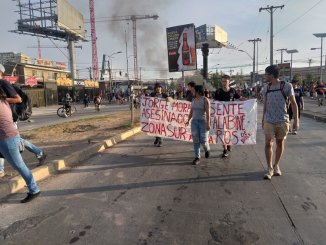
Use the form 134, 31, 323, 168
300, 96, 326, 122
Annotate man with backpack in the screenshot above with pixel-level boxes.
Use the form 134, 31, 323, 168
213, 75, 242, 158
262, 65, 299, 180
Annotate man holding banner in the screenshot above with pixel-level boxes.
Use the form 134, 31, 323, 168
150, 83, 170, 147
213, 74, 241, 158
262, 65, 299, 180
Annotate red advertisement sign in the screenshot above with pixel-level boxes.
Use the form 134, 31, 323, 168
3, 76, 19, 83
25, 76, 38, 87
166, 24, 197, 72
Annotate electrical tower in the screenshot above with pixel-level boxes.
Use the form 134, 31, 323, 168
89, 0, 99, 81
107, 15, 159, 81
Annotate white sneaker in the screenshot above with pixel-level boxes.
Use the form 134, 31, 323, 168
292, 130, 297, 135
264, 167, 274, 180
273, 165, 282, 176
0, 171, 5, 178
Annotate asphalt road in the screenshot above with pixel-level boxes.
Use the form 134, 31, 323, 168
0, 106, 325, 244
18, 103, 132, 131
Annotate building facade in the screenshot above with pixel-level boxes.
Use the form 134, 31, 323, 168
1, 52, 99, 106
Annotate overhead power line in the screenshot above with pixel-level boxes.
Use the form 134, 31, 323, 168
274, 0, 323, 36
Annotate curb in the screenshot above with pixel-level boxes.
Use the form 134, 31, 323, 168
0, 126, 141, 199
301, 111, 326, 123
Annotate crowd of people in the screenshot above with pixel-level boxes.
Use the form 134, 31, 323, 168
0, 60, 324, 204
149, 65, 307, 181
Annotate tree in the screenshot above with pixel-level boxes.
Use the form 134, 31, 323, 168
235, 72, 245, 87
293, 74, 303, 84
170, 81, 176, 90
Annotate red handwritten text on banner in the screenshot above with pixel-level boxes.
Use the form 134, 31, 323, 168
140, 97, 257, 145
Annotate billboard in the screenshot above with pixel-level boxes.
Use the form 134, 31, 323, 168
215, 25, 228, 45
57, 0, 85, 39
166, 24, 197, 72
195, 24, 207, 43
195, 24, 228, 49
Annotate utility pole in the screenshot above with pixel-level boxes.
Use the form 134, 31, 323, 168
308, 59, 312, 68
88, 67, 92, 80
259, 5, 284, 65
276, 48, 287, 64
201, 43, 209, 85
248, 38, 261, 86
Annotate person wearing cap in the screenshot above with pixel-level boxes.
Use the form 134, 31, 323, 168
289, 79, 304, 135
0, 64, 22, 104
150, 83, 170, 147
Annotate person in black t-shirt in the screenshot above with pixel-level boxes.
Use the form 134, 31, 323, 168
150, 83, 170, 147
185, 81, 195, 102
213, 75, 241, 158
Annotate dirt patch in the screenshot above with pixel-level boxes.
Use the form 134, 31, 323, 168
1, 111, 140, 179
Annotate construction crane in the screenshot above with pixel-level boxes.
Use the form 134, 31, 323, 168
89, 0, 99, 81
96, 14, 159, 82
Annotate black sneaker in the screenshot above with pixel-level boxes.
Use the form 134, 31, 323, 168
157, 141, 162, 147
37, 153, 47, 166
192, 158, 200, 165
222, 150, 229, 158
227, 145, 232, 152
21, 191, 41, 203
154, 138, 159, 145
205, 151, 210, 158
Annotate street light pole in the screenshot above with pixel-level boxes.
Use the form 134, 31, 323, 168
313, 33, 326, 82
286, 49, 298, 81
276, 48, 287, 64
105, 51, 122, 94
238, 49, 255, 86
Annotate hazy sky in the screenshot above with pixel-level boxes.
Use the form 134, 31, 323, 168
1, 0, 325, 80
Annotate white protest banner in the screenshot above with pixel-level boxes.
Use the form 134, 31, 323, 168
140, 97, 257, 145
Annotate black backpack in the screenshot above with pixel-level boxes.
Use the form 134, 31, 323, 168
13, 85, 32, 121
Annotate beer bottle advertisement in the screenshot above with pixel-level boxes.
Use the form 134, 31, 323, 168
166, 23, 197, 72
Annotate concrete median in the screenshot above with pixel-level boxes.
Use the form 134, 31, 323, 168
0, 126, 141, 199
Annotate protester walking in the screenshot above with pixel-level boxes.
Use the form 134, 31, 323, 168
186, 85, 210, 165
94, 94, 102, 111
213, 74, 241, 158
288, 79, 304, 135
83, 94, 90, 108
0, 88, 40, 203
0, 64, 46, 177
315, 81, 325, 106
185, 81, 195, 102
262, 65, 299, 180
150, 83, 170, 147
